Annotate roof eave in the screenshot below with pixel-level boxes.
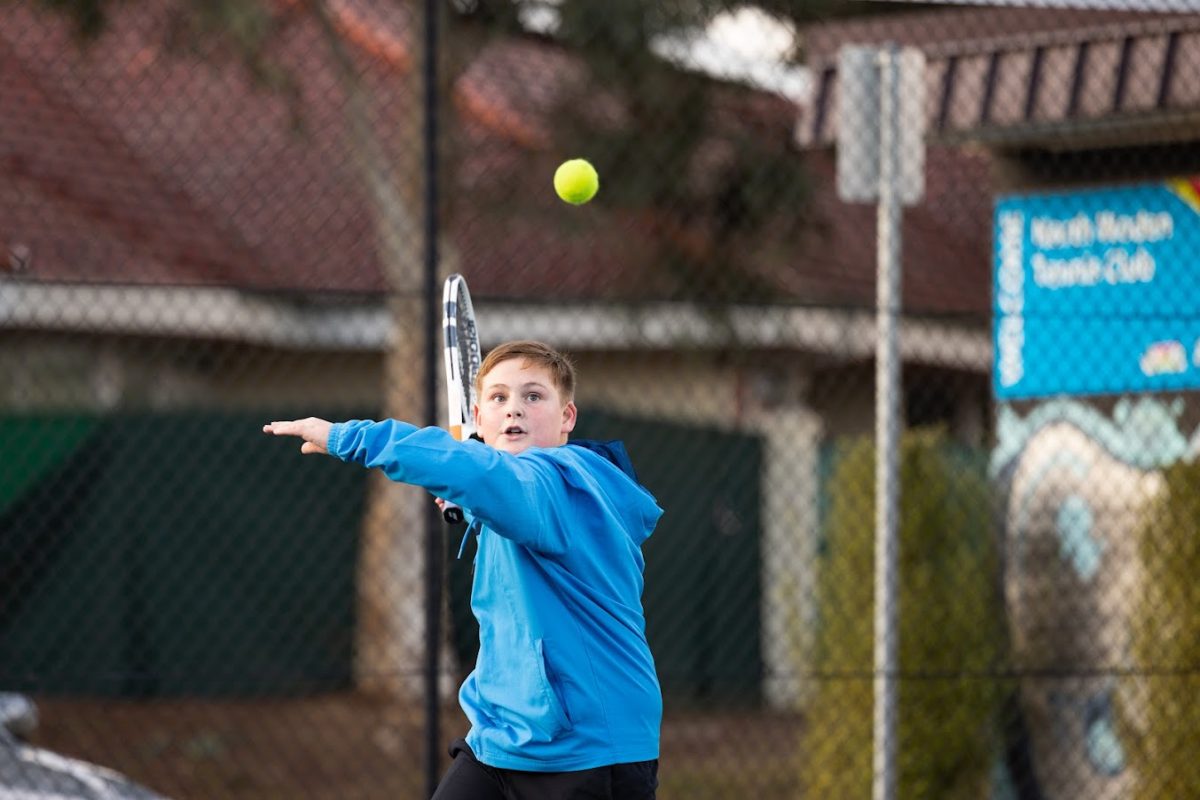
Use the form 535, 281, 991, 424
0, 279, 990, 370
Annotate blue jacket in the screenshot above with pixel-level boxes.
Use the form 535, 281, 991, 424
328, 420, 664, 771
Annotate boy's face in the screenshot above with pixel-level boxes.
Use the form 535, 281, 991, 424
473, 358, 577, 455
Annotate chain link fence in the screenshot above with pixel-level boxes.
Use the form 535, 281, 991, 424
2, 1, 1199, 798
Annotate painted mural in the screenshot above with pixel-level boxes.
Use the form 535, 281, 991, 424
991, 396, 1197, 799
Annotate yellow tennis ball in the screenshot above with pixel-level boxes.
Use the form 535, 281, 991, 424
554, 159, 599, 205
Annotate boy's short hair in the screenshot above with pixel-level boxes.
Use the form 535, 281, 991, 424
476, 340, 576, 402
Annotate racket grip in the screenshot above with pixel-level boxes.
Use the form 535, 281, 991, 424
443, 503, 465, 525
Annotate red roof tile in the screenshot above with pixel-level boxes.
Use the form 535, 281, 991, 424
1, 2, 383, 291
1, 1, 993, 316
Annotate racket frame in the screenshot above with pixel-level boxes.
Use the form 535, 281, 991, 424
441, 273, 481, 524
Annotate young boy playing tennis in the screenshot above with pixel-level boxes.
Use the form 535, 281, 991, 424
264, 341, 663, 800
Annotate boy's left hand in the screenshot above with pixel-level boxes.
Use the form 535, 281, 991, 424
263, 417, 332, 455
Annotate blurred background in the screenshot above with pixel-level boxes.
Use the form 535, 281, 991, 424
3, 0, 1200, 797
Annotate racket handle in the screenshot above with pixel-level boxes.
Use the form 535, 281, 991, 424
443, 503, 465, 525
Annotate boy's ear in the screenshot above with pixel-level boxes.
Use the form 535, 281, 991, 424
561, 401, 577, 435
472, 403, 481, 429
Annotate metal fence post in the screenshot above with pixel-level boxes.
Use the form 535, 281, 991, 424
873, 42, 902, 800
423, 0, 443, 795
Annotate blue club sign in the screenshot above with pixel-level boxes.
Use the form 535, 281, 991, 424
994, 178, 1200, 400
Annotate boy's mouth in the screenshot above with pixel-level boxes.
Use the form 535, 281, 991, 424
502, 426, 525, 436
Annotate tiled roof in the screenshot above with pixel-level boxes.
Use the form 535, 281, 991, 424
1, 1, 992, 316
797, 6, 1200, 147
1, 1, 387, 291
744, 146, 991, 315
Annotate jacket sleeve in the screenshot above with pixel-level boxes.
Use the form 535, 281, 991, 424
328, 419, 572, 554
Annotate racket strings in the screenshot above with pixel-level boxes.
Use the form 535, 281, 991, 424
456, 313, 477, 413
451, 291, 475, 412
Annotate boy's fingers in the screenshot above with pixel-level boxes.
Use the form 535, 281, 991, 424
264, 419, 327, 453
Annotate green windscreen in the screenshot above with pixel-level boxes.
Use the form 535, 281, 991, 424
0, 411, 368, 697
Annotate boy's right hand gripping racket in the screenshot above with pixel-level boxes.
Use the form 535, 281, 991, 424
442, 273, 482, 525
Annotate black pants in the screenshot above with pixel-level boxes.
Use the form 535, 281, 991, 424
431, 738, 658, 800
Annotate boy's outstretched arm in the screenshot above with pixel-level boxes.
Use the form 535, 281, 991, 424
263, 417, 333, 455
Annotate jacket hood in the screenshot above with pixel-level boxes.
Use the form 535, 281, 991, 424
566, 439, 639, 482
567, 438, 661, 543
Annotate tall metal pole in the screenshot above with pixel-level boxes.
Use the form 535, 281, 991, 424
422, 0, 443, 795
873, 43, 902, 800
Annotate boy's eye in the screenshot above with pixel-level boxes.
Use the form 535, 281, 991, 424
490, 393, 506, 403
526, 393, 541, 402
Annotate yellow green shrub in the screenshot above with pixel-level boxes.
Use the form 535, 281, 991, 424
802, 428, 1006, 799
1121, 459, 1200, 800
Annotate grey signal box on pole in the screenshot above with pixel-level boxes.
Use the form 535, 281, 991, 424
836, 45, 926, 205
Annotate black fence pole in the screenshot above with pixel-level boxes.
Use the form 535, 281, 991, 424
422, 0, 443, 796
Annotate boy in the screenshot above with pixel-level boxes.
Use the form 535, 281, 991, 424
264, 341, 663, 800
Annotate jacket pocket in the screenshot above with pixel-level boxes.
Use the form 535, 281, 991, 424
534, 638, 574, 735
472, 637, 574, 746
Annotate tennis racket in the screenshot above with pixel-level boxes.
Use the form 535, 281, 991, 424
441, 273, 482, 524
